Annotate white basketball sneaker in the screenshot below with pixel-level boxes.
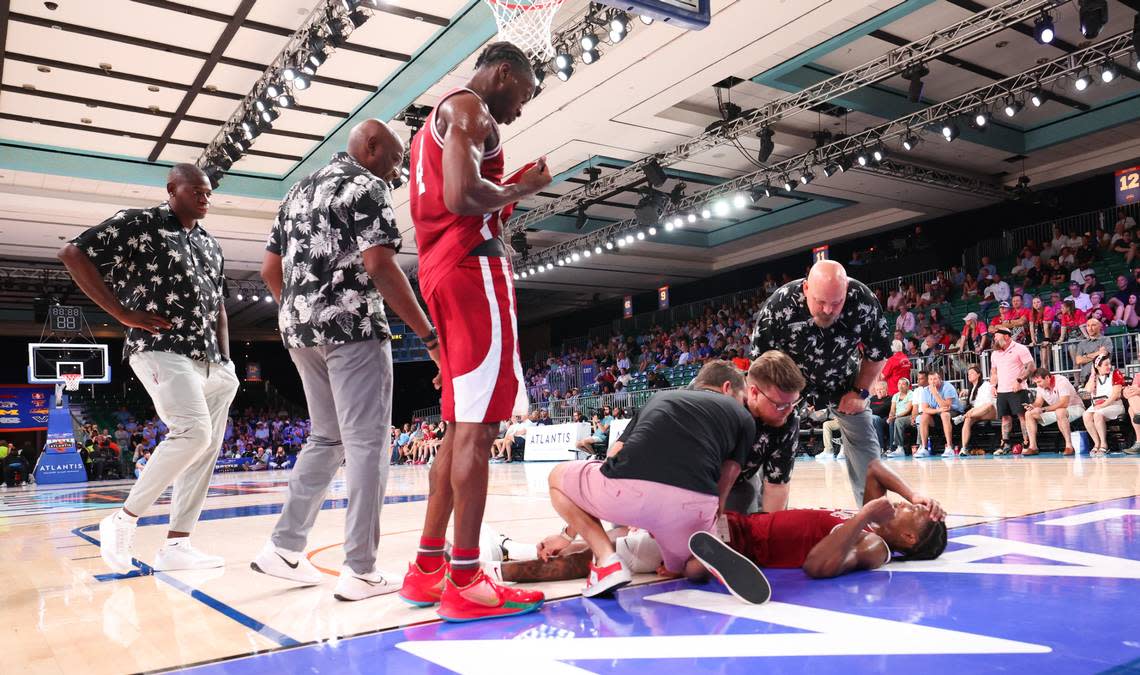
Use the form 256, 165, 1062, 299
250, 541, 323, 584
334, 565, 401, 601
153, 540, 224, 571
99, 510, 138, 574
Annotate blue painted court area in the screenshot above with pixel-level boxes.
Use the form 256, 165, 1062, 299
177, 495, 1140, 675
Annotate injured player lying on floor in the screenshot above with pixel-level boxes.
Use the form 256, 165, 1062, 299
489, 457, 947, 603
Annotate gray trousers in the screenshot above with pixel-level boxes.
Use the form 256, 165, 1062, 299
831, 406, 880, 507
271, 340, 393, 574
725, 473, 763, 514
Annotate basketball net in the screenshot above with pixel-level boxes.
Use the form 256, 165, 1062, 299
61, 373, 82, 391
483, 0, 564, 61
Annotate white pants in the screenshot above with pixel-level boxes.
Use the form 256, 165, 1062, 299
124, 351, 239, 533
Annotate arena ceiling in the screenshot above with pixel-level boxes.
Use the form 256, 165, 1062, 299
1, 0, 1140, 336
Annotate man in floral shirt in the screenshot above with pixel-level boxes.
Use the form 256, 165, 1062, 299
58, 163, 240, 574
252, 120, 440, 602
750, 260, 892, 505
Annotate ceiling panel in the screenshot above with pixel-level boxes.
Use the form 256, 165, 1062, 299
6, 23, 205, 83
1, 60, 187, 112
229, 154, 298, 175
0, 119, 158, 157
245, 2, 315, 31
306, 48, 401, 87
222, 26, 292, 68
0, 91, 170, 137
10, 0, 225, 50
347, 12, 443, 55
203, 62, 269, 99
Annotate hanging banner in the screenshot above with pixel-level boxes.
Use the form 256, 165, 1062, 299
812, 245, 830, 263
245, 362, 262, 382
658, 286, 670, 310
0, 385, 54, 431
623, 295, 633, 319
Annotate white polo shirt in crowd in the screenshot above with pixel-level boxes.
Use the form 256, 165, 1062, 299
1038, 375, 1085, 413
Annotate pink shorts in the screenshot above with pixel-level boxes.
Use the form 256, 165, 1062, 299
557, 460, 718, 573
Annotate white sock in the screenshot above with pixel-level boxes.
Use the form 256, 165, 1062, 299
597, 553, 621, 568
502, 539, 539, 562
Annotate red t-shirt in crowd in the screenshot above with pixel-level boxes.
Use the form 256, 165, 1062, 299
1060, 310, 1087, 328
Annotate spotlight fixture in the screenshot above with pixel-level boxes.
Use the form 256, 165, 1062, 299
781, 175, 795, 192
700, 208, 711, 219
636, 231, 645, 240
856, 149, 869, 167
283, 66, 300, 81
665, 220, 675, 232
713, 199, 731, 217
293, 73, 311, 90
236, 292, 244, 301
594, 245, 603, 254
732, 193, 748, 209
520, 271, 528, 279
1078, 0, 1108, 40
574, 207, 588, 231
837, 156, 853, 173
254, 97, 272, 113
554, 52, 574, 81
223, 143, 242, 162
823, 162, 840, 178
1030, 87, 1047, 107
941, 120, 960, 141
1034, 11, 1055, 44
581, 48, 600, 65
261, 107, 280, 124
872, 144, 885, 163
901, 63, 929, 103
250, 293, 260, 303
1074, 69, 1091, 91
509, 231, 530, 255
571, 252, 581, 261
799, 170, 815, 185
557, 258, 565, 266
347, 7, 369, 28
1003, 96, 1023, 117
643, 158, 668, 187
266, 83, 285, 99
605, 240, 614, 250
973, 109, 990, 128
277, 93, 295, 108
264, 294, 274, 303
307, 35, 329, 67
648, 226, 657, 236
547, 262, 554, 270
625, 234, 635, 244
581, 32, 600, 51
673, 216, 684, 229
902, 133, 920, 151
617, 237, 627, 248
203, 164, 224, 189
757, 127, 775, 163
687, 213, 697, 224
639, 14, 653, 25
1100, 61, 1119, 84
609, 11, 630, 42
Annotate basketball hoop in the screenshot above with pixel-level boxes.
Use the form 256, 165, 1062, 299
61, 373, 82, 391
483, 0, 564, 61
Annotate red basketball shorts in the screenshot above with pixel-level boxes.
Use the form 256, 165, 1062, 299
425, 256, 528, 424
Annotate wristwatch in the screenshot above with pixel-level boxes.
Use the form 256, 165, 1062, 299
852, 388, 870, 399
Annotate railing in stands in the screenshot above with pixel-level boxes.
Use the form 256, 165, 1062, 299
867, 269, 941, 297
410, 384, 688, 425
969, 202, 1140, 271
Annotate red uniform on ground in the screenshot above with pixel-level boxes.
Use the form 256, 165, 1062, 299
409, 88, 526, 424
725, 508, 868, 567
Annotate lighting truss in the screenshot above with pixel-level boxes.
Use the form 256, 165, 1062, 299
195, 1, 377, 184
516, 30, 1134, 266
853, 159, 1015, 200
506, 0, 1072, 234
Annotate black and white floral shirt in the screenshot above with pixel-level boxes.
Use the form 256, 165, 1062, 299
739, 414, 799, 484
266, 152, 401, 349
750, 279, 891, 407
71, 203, 227, 363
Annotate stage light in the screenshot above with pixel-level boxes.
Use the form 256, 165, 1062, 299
872, 144, 885, 162
665, 221, 675, 232
687, 213, 697, 223
1034, 11, 1055, 44
528, 267, 536, 275
625, 234, 635, 244
902, 63, 929, 103
639, 14, 653, 25
250, 293, 260, 302
594, 245, 603, 254
823, 163, 839, 178
643, 158, 668, 187
277, 93, 295, 108
606, 240, 614, 250
1030, 87, 1047, 107
757, 127, 775, 163
700, 208, 711, 219
617, 237, 627, 247
547, 262, 554, 270
264, 294, 274, 303
648, 226, 657, 236
513, 272, 520, 280
556, 64, 574, 82
713, 199, 730, 217
1074, 69, 1091, 91
1079, 0, 1107, 40
610, 12, 630, 42
283, 66, 299, 81
902, 133, 920, 151
1003, 97, 1023, 117
261, 107, 280, 124
266, 83, 285, 99
571, 252, 581, 261
1101, 61, 1119, 84
308, 36, 328, 68
581, 32, 600, 51
581, 48, 600, 65
856, 150, 869, 167
554, 51, 573, 70
293, 73, 311, 90
782, 176, 795, 192
732, 193, 748, 209
636, 231, 645, 240
799, 170, 814, 185
520, 271, 528, 279
673, 216, 684, 229
223, 142, 242, 162
236, 292, 244, 301
557, 258, 565, 266
942, 120, 960, 141
255, 98, 272, 113
974, 109, 990, 127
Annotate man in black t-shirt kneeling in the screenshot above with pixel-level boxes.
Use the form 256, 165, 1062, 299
547, 360, 756, 599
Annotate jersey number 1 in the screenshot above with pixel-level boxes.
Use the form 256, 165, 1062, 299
415, 134, 426, 196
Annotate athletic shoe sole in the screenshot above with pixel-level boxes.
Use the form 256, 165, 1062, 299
399, 595, 438, 608
688, 531, 771, 605
582, 575, 631, 598
437, 600, 544, 623
249, 561, 322, 585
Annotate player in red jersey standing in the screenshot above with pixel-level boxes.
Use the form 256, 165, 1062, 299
400, 42, 552, 622
689, 457, 949, 604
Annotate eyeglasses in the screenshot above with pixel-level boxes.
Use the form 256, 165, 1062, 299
757, 388, 801, 412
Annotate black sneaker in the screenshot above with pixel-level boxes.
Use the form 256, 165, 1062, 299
688, 531, 771, 605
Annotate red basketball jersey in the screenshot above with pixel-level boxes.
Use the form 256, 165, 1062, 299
409, 88, 505, 301
726, 508, 859, 568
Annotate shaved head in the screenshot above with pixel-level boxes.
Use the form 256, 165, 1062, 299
166, 163, 211, 226
347, 119, 405, 182
803, 260, 849, 327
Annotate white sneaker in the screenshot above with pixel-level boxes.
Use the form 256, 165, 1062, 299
583, 556, 632, 598
153, 541, 224, 571
886, 448, 905, 458
942, 447, 958, 459
99, 511, 137, 574
913, 447, 931, 458
333, 565, 400, 601
952, 415, 965, 425
250, 541, 323, 584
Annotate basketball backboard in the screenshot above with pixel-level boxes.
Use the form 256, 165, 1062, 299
28, 343, 111, 385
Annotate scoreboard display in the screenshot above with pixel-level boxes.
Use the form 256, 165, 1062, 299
48, 305, 83, 333
1117, 165, 1140, 206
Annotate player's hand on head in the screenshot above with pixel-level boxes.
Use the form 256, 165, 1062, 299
118, 309, 172, 334
861, 496, 896, 525
911, 494, 945, 521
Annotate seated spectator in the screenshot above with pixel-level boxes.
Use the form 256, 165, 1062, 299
868, 381, 892, 452
1046, 257, 1068, 287
269, 446, 292, 470
915, 372, 964, 457
1122, 373, 1140, 455
728, 349, 750, 372
978, 256, 997, 282
881, 340, 911, 396
1024, 368, 1084, 457
493, 414, 530, 462
1111, 230, 1135, 263
1023, 257, 1046, 289
1010, 247, 1038, 277
1070, 263, 1095, 287
1083, 272, 1105, 296
895, 303, 916, 335
886, 288, 903, 312
135, 450, 151, 479
980, 273, 1010, 318
958, 365, 996, 455
1087, 292, 1113, 326
648, 371, 670, 389
246, 447, 269, 471
1075, 233, 1099, 268
885, 377, 915, 457
1082, 355, 1125, 456
537, 410, 553, 426
961, 273, 979, 299
989, 300, 1028, 343
574, 410, 613, 458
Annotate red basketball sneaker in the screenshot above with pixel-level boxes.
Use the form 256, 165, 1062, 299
436, 570, 544, 623
398, 562, 447, 607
